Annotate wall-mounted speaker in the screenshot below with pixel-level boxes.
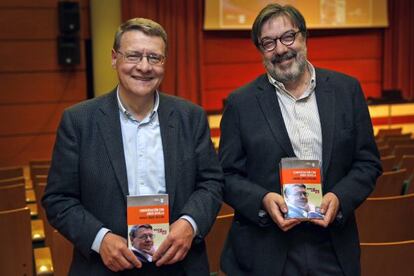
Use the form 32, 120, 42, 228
57, 35, 80, 65
58, 1, 80, 34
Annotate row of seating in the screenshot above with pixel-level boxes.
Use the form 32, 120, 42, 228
0, 161, 73, 276
373, 128, 414, 197
2, 156, 413, 275
205, 194, 414, 276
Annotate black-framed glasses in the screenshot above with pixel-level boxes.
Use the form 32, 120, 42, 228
260, 30, 301, 52
116, 51, 165, 65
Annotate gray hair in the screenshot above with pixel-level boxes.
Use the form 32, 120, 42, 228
113, 18, 168, 54
251, 4, 307, 50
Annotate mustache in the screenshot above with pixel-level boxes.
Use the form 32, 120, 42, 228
271, 51, 297, 64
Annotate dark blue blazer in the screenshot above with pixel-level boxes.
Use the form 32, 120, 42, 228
218, 68, 382, 276
42, 90, 223, 275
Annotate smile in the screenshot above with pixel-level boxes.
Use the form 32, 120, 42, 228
132, 75, 153, 81
272, 52, 296, 64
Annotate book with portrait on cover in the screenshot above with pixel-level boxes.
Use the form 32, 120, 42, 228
279, 158, 324, 220
127, 194, 169, 263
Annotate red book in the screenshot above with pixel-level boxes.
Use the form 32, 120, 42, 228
127, 194, 169, 262
280, 158, 324, 220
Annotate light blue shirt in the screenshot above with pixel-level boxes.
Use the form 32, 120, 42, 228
118, 90, 166, 195
91, 89, 197, 253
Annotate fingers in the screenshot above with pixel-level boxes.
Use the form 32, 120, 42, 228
124, 248, 142, 269
100, 232, 142, 272
153, 219, 193, 266
262, 192, 301, 231
155, 242, 188, 266
311, 192, 339, 228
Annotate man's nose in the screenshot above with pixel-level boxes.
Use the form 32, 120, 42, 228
135, 57, 151, 72
273, 40, 289, 55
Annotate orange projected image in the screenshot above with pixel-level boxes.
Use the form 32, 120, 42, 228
204, 0, 388, 30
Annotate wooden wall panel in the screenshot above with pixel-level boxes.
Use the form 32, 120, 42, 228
0, 9, 57, 39
0, 0, 89, 167
0, 103, 75, 136
0, 8, 90, 39
0, 41, 86, 72
0, 72, 86, 104
0, 0, 89, 8
0, 134, 56, 167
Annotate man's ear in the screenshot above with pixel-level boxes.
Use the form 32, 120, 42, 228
111, 49, 117, 68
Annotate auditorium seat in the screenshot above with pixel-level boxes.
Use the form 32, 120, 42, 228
370, 168, 406, 197
206, 214, 233, 274
31, 219, 46, 243
399, 155, 414, 194
218, 203, 234, 216
0, 207, 33, 276
0, 166, 25, 180
33, 174, 47, 188
30, 165, 50, 184
33, 247, 53, 275
393, 145, 414, 165
356, 193, 414, 243
0, 183, 26, 211
51, 230, 73, 276
377, 145, 392, 157
35, 182, 54, 246
0, 176, 26, 187
29, 159, 51, 167
380, 155, 397, 171
376, 127, 402, 139
386, 137, 413, 151
382, 133, 412, 142
374, 139, 387, 148
361, 240, 414, 276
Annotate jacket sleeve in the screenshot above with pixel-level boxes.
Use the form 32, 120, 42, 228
42, 110, 104, 258
218, 96, 270, 225
330, 80, 382, 224
178, 108, 224, 241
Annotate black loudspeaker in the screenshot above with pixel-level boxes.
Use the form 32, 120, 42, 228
57, 35, 80, 65
58, 1, 80, 33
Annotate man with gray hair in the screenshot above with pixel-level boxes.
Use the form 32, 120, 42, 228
219, 3, 381, 276
43, 17, 223, 275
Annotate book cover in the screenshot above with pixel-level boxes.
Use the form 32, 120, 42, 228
127, 194, 169, 263
280, 158, 324, 220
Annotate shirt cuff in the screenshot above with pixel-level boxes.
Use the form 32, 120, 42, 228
180, 215, 198, 237
91, 227, 111, 253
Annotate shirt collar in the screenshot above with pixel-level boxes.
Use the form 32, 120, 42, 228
267, 61, 316, 100
116, 87, 159, 122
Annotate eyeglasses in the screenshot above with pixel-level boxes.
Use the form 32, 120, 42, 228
137, 234, 154, 240
260, 30, 301, 52
116, 51, 165, 65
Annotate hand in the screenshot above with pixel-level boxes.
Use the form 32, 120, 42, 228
262, 192, 301, 231
152, 218, 194, 266
100, 232, 142, 272
311, 192, 340, 227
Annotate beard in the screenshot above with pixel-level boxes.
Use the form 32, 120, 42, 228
264, 48, 307, 83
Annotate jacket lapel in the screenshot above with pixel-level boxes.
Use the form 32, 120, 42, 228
255, 75, 295, 157
157, 94, 178, 211
315, 69, 335, 177
96, 91, 129, 201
